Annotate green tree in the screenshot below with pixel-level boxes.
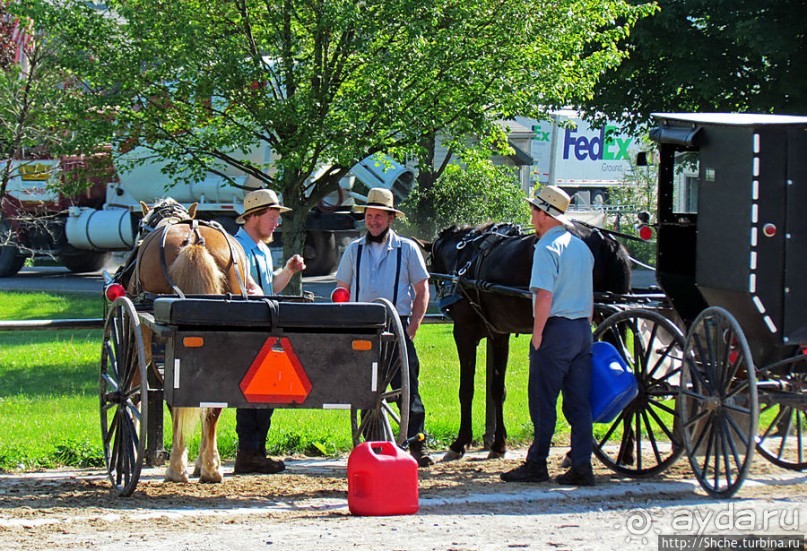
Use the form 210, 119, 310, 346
24, 0, 655, 292
400, 161, 529, 240
580, 0, 807, 131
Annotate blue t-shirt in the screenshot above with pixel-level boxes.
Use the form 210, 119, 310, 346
529, 225, 594, 319
234, 228, 274, 295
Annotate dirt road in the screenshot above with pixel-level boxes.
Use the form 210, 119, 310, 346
1, 448, 804, 550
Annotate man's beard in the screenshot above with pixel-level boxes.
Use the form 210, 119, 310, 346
366, 227, 390, 243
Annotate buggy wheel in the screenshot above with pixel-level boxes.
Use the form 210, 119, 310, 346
592, 309, 686, 476
755, 355, 807, 470
679, 307, 758, 498
351, 298, 410, 447
100, 297, 149, 497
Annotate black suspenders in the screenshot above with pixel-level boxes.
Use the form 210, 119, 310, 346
355, 243, 403, 306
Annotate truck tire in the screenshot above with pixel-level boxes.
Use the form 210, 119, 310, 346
303, 231, 338, 276
591, 190, 606, 206
0, 243, 25, 277
61, 251, 112, 274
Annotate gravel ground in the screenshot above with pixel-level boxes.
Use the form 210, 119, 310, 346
1, 448, 805, 550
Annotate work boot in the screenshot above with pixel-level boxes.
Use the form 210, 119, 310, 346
501, 460, 549, 483
556, 463, 595, 486
409, 442, 435, 468
233, 451, 286, 475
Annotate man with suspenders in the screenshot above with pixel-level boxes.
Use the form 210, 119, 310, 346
233, 189, 306, 474
335, 188, 434, 467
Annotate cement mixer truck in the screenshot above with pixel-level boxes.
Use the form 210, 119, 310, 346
0, 147, 415, 277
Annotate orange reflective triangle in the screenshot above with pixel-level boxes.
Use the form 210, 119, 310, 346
240, 337, 312, 404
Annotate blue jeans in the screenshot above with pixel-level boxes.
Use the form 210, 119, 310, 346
526, 317, 592, 469
236, 408, 274, 454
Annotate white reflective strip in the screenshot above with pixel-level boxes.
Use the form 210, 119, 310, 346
764, 315, 778, 333
753, 180, 759, 200
323, 403, 351, 410
753, 157, 760, 177
753, 295, 766, 314
749, 252, 757, 270
200, 402, 228, 408
173, 358, 181, 389
753, 133, 760, 154
371, 361, 378, 391
751, 227, 758, 247
751, 203, 758, 223
749, 274, 756, 293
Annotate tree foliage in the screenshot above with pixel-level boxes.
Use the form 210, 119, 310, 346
15, 0, 654, 289
580, 0, 807, 131
400, 161, 530, 240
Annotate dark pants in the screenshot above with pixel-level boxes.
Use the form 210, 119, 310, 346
526, 317, 592, 469
236, 408, 274, 454
394, 317, 426, 438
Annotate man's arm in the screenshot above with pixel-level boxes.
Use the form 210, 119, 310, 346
407, 278, 429, 339
271, 254, 306, 293
532, 289, 553, 350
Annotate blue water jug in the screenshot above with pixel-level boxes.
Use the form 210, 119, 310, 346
590, 341, 638, 423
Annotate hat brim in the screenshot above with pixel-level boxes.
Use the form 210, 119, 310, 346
236, 204, 292, 224
353, 204, 404, 216
525, 197, 571, 225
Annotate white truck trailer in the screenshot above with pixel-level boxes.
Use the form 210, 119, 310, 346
515, 110, 641, 207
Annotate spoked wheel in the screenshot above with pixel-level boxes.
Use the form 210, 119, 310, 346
679, 306, 758, 498
592, 309, 686, 476
755, 354, 807, 470
351, 298, 410, 447
100, 297, 149, 497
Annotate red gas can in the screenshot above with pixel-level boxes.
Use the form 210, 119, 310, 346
347, 441, 419, 516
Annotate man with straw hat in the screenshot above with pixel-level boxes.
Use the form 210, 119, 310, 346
334, 187, 434, 467
233, 188, 305, 474
501, 185, 596, 486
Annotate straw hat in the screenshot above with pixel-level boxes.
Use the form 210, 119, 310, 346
353, 187, 404, 216
236, 189, 291, 224
525, 185, 571, 225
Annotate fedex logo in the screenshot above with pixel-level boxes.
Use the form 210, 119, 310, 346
562, 125, 632, 162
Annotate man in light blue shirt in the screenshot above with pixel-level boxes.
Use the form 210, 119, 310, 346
502, 186, 596, 486
335, 187, 433, 467
232, 189, 305, 475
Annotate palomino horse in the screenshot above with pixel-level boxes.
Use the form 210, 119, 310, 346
430, 221, 632, 461
128, 198, 249, 483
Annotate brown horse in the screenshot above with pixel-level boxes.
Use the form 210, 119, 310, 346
129, 198, 249, 483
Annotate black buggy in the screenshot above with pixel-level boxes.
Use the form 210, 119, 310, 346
592, 113, 807, 497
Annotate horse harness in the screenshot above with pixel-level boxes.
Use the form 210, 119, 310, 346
439, 223, 525, 337
125, 217, 248, 299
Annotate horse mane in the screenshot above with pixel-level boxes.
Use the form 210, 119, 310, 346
168, 243, 226, 295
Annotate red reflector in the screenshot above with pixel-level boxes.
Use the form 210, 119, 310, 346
762, 223, 776, 237
331, 287, 350, 303
638, 225, 654, 241
105, 283, 127, 302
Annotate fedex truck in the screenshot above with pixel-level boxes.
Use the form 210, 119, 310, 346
515, 110, 641, 207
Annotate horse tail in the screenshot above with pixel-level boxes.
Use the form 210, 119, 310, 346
168, 243, 226, 295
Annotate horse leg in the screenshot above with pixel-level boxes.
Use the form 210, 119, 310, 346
443, 329, 480, 462
164, 407, 198, 483
196, 407, 223, 483
486, 334, 509, 459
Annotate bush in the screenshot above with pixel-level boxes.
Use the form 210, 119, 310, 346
400, 161, 530, 240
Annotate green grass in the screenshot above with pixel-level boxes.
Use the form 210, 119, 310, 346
0, 291, 541, 471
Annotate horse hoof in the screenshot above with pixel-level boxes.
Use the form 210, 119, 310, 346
486, 450, 506, 460
440, 449, 465, 462
199, 470, 223, 484
164, 469, 189, 483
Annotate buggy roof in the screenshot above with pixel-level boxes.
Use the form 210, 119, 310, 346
652, 113, 807, 126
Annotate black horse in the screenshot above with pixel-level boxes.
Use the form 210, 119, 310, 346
430, 221, 632, 460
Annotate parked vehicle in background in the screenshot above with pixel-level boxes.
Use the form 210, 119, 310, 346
1, 148, 414, 277
515, 110, 642, 208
